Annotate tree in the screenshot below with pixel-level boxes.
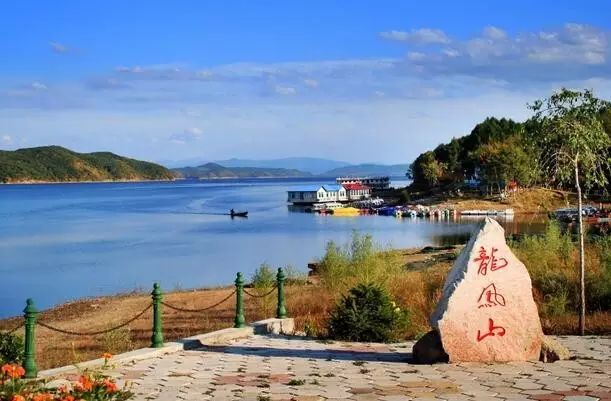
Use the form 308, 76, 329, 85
474, 135, 538, 194
528, 88, 611, 335
408, 151, 445, 187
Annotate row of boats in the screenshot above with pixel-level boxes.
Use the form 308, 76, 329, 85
551, 206, 611, 223
313, 205, 515, 217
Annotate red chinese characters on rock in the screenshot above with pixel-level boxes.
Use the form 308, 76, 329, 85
473, 246, 508, 276
477, 283, 506, 308
476, 318, 506, 342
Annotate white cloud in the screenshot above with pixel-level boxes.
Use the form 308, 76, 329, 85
303, 79, 319, 88
274, 85, 297, 95
49, 42, 71, 54
30, 82, 47, 91
169, 127, 204, 144
379, 28, 450, 44
483, 26, 507, 40
386, 23, 610, 82
1, 135, 12, 145
442, 48, 461, 58
407, 52, 426, 61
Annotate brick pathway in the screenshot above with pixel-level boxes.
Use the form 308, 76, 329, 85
109, 335, 610, 401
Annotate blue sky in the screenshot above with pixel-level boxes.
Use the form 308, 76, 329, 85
1, 1, 611, 165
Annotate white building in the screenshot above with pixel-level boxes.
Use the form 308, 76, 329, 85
287, 184, 347, 205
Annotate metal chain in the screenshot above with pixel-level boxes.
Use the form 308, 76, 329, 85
0, 322, 24, 335
243, 285, 277, 298
161, 290, 236, 313
37, 303, 152, 336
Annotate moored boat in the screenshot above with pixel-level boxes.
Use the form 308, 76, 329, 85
230, 210, 248, 217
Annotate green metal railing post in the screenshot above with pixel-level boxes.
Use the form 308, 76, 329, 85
276, 268, 287, 319
234, 272, 246, 328
151, 283, 164, 348
23, 298, 38, 378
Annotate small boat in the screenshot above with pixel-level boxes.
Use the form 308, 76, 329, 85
229, 210, 248, 218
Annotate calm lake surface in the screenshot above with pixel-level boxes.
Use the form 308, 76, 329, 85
0, 178, 546, 318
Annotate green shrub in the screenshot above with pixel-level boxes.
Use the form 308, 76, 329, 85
251, 263, 276, 316
542, 291, 569, 317
252, 263, 275, 288
327, 283, 409, 343
318, 232, 404, 291
0, 332, 24, 364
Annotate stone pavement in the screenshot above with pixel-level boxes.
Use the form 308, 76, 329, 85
108, 335, 610, 401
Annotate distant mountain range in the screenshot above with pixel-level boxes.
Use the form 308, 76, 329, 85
0, 146, 175, 184
172, 159, 409, 179
323, 163, 409, 177
173, 163, 311, 179
213, 157, 351, 175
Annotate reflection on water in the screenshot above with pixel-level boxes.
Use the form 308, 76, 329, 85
0, 178, 548, 317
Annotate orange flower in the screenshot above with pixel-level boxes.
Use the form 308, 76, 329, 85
1, 364, 25, 379
32, 393, 54, 401
14, 366, 25, 378
102, 379, 118, 393
101, 353, 113, 361
74, 375, 93, 392
60, 396, 75, 401
10, 395, 25, 401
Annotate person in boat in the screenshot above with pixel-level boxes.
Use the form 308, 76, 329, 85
230, 208, 235, 215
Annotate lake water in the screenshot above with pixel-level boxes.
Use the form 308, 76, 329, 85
0, 178, 546, 318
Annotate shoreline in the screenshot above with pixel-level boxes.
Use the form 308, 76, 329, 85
0, 178, 177, 185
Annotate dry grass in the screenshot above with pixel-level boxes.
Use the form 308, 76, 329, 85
1, 234, 609, 370
435, 187, 573, 213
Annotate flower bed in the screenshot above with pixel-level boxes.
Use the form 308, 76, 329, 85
1, 355, 132, 401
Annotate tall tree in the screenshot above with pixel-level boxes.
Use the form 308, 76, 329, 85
408, 151, 446, 187
528, 88, 611, 335
474, 135, 537, 193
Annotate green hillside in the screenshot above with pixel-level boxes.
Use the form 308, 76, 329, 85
0, 146, 176, 183
173, 162, 311, 178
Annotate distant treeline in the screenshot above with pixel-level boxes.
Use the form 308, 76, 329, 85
408, 109, 611, 191
0, 146, 175, 183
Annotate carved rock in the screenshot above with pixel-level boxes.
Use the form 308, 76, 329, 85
431, 218, 543, 362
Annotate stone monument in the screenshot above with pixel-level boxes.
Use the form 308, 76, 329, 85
429, 217, 543, 362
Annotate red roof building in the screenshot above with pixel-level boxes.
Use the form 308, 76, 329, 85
342, 183, 371, 200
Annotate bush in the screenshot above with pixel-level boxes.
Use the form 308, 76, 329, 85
327, 283, 409, 343
251, 263, 276, 317
251, 263, 275, 288
0, 332, 23, 364
511, 220, 611, 314
318, 232, 404, 291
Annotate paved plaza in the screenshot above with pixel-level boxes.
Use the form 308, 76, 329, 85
108, 335, 610, 401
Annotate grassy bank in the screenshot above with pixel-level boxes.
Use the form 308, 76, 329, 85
1, 225, 609, 370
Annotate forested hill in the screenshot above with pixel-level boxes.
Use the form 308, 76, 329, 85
0, 146, 176, 183
408, 108, 611, 189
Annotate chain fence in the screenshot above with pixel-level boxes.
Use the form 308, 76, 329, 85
37, 303, 152, 336
161, 290, 236, 313
242, 285, 277, 298
0, 322, 24, 335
